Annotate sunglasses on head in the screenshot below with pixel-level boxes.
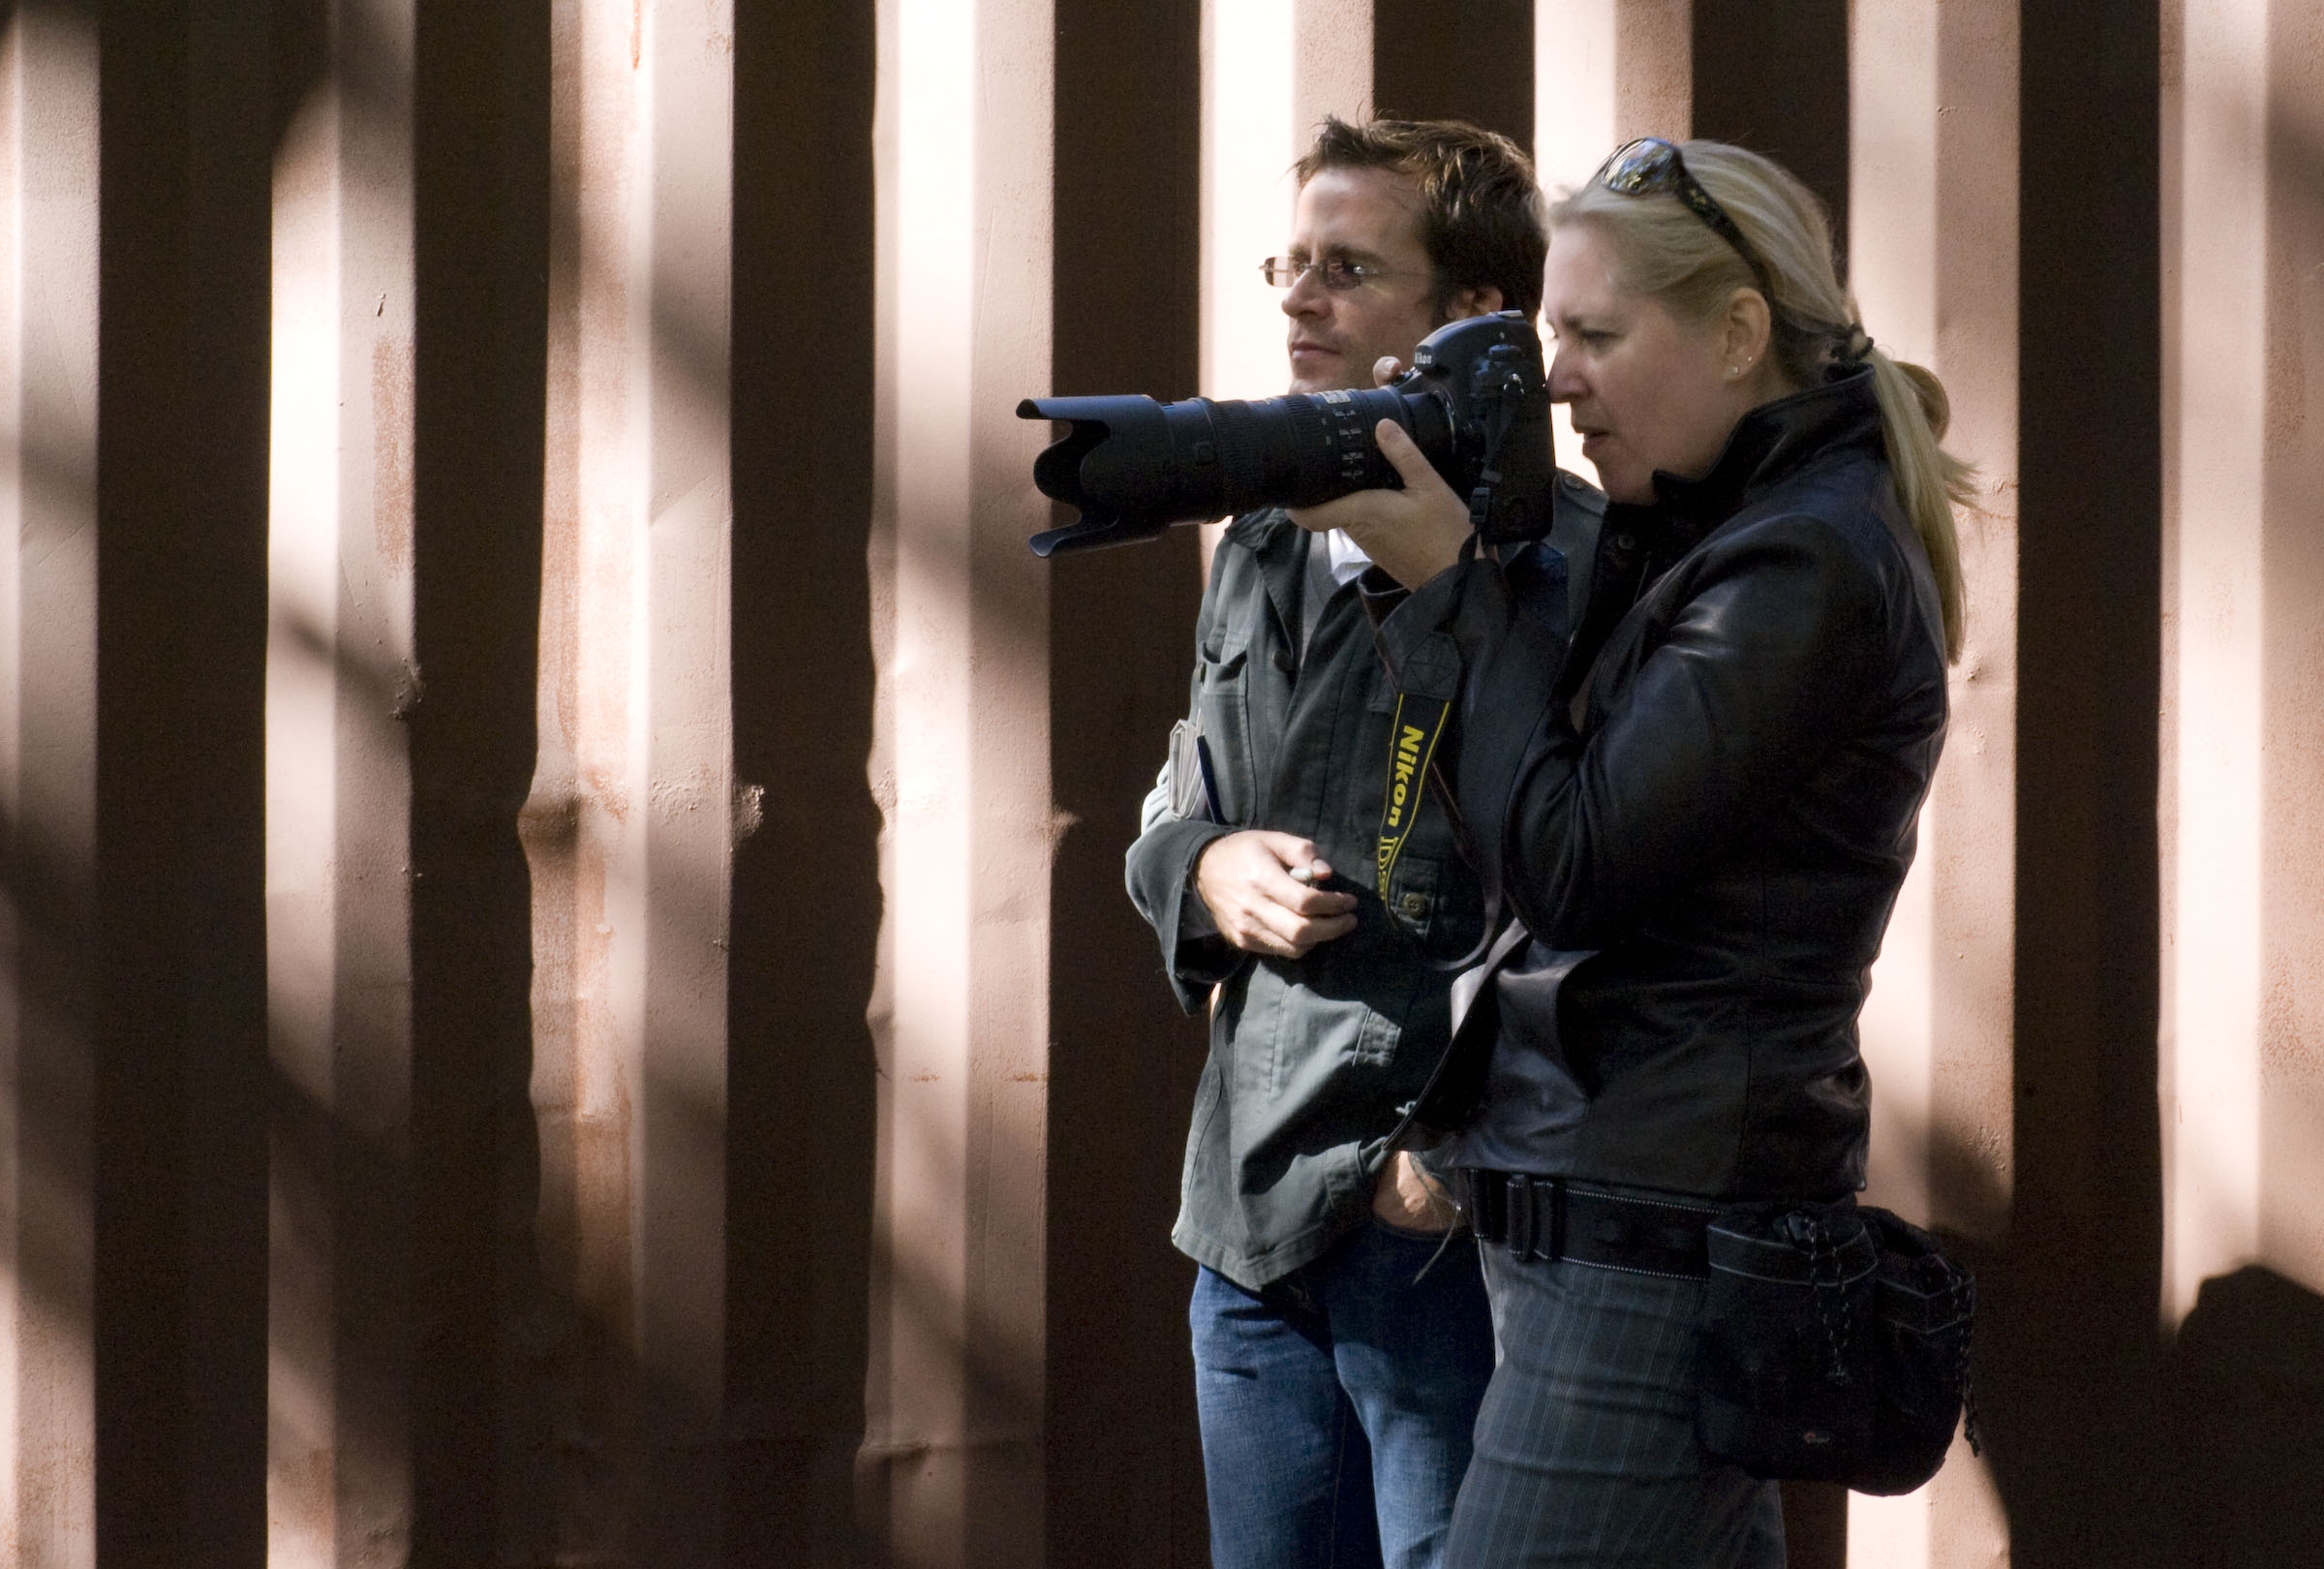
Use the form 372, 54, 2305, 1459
1592, 138, 1779, 303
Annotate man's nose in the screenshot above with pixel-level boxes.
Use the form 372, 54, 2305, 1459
1280, 270, 1329, 318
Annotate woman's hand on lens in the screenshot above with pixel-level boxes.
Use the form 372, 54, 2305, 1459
1191, 830, 1359, 959
1290, 362, 1473, 590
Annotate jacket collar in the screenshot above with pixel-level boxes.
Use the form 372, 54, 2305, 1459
1224, 507, 1307, 648
1606, 364, 1884, 563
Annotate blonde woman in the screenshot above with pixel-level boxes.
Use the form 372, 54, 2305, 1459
1295, 138, 1970, 1567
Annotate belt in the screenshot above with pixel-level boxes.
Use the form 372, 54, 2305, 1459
1455, 1168, 1717, 1278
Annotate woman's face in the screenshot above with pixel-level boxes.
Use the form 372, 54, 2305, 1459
1543, 222, 1763, 505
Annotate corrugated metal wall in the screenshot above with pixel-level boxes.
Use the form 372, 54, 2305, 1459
0, 1, 2318, 1565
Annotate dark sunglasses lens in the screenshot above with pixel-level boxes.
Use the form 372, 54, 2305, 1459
1601, 138, 1676, 194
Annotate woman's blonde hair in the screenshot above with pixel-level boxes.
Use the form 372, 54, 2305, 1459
1551, 140, 1970, 661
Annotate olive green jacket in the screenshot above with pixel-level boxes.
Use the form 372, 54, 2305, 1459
1126, 487, 1604, 1288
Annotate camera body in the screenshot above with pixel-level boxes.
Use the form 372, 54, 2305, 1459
1018, 311, 1553, 557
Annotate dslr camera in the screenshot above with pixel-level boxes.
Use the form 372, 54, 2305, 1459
1018, 311, 1552, 556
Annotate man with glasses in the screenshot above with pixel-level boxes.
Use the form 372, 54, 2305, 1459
1125, 117, 1587, 1569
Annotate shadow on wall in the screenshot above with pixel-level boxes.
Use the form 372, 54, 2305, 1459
1911, 1123, 2324, 1568
2170, 1266, 2324, 1567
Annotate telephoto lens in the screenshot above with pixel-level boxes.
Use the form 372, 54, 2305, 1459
1018, 312, 1551, 557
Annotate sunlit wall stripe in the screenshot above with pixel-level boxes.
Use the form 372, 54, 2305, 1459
869, 0, 1055, 1558
1850, 0, 2019, 1562
0, 8, 97, 1566
2162, 0, 2267, 1325
263, 0, 421, 1557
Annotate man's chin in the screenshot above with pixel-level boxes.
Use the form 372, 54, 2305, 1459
1286, 354, 1350, 395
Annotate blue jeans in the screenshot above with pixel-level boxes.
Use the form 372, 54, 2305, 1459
1190, 1219, 1496, 1569
1443, 1247, 1785, 1568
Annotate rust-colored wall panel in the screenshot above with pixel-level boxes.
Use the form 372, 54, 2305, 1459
2, 10, 102, 1565
2158, 0, 2324, 1561
727, 1, 882, 1566
2006, 3, 2167, 1566
863, 0, 1055, 1561
92, 2, 276, 1563
1849, 3, 2021, 1563
1371, 0, 1534, 149
408, 0, 553, 1559
1046, 2, 1209, 1563
1690, 0, 1848, 249
263, 0, 421, 1558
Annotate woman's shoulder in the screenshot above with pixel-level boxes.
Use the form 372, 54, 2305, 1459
1706, 448, 1918, 579
1685, 452, 1946, 678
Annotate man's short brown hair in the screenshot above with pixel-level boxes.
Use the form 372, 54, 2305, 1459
1295, 116, 1547, 320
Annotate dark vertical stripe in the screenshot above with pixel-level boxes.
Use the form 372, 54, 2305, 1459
1371, 0, 1535, 152
1046, 2, 1210, 1565
2005, 4, 2166, 1566
409, 0, 551, 1562
93, 1, 274, 1563
726, 2, 881, 1566
1689, 0, 1850, 262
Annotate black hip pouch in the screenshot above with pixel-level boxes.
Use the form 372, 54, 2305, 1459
1695, 1200, 1976, 1495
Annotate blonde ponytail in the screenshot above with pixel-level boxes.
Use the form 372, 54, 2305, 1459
1862, 350, 1970, 661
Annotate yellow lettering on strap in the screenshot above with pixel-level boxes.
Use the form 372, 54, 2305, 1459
1376, 692, 1451, 899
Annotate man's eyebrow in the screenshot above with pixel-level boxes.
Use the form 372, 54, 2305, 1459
1298, 242, 1388, 264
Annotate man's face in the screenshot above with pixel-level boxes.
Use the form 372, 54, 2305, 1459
1280, 167, 1448, 395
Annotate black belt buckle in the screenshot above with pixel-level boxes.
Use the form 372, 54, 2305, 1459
1460, 1167, 1505, 1245
1495, 1173, 1568, 1263
1461, 1169, 1713, 1277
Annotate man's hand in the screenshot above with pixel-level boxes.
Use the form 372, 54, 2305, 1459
1371, 1150, 1457, 1233
1192, 830, 1359, 959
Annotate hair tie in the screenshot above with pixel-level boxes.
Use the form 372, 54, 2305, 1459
1840, 323, 1875, 362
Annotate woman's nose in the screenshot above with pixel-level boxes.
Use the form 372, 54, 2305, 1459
1545, 347, 1582, 401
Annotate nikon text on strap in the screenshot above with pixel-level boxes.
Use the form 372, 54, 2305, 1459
1375, 692, 1452, 899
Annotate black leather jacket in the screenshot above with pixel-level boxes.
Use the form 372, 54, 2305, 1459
1376, 368, 1948, 1200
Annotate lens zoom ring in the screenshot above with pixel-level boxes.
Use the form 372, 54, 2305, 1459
1204, 398, 1272, 509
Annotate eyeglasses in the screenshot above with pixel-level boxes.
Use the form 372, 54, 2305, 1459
1592, 138, 1778, 302
1259, 256, 1427, 292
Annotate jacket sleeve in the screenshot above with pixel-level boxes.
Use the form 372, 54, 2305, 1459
1123, 557, 1247, 1014
1125, 815, 1239, 1012
1378, 511, 1889, 949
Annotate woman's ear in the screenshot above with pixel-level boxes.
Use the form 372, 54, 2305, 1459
1720, 287, 1778, 385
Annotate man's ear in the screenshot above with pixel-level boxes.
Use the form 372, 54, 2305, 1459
1444, 284, 1505, 321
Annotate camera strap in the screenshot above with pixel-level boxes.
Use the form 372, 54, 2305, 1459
1373, 690, 1452, 900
